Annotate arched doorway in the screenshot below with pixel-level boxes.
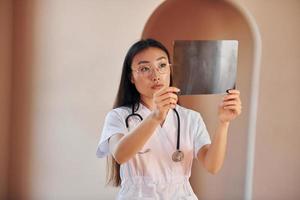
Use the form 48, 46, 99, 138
142, 0, 261, 199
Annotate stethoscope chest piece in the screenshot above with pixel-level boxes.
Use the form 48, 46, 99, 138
172, 150, 184, 162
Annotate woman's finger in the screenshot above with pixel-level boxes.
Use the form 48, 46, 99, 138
221, 100, 240, 107
226, 89, 240, 94
154, 86, 180, 97
156, 99, 176, 113
223, 95, 241, 105
157, 97, 177, 108
223, 105, 242, 114
223, 93, 240, 100
154, 92, 178, 104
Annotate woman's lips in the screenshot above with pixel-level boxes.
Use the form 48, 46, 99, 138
151, 84, 164, 89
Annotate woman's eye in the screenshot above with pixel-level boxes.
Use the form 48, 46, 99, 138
159, 63, 167, 68
140, 66, 151, 72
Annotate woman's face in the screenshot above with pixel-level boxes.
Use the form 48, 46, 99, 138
131, 47, 171, 101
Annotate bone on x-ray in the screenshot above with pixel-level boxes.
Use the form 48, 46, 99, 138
172, 40, 238, 95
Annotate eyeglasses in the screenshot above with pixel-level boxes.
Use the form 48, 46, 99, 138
132, 63, 171, 77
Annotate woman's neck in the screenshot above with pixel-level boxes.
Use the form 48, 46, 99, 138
140, 97, 154, 111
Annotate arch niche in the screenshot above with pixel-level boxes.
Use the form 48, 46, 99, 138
142, 0, 261, 199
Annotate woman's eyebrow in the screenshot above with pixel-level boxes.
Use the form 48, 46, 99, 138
156, 56, 167, 61
137, 60, 150, 65
137, 56, 167, 65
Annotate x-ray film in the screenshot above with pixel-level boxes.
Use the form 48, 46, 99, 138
172, 40, 238, 95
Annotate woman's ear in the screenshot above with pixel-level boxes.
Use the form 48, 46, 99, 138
130, 74, 135, 84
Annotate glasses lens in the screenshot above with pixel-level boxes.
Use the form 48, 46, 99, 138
136, 63, 170, 76
158, 63, 169, 74
138, 65, 151, 76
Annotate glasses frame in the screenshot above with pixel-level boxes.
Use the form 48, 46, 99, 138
131, 63, 172, 77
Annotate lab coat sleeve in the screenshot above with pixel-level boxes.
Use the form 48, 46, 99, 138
193, 113, 211, 159
96, 109, 127, 158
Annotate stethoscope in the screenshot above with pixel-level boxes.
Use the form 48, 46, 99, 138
125, 103, 184, 162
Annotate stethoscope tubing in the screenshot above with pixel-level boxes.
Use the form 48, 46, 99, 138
125, 104, 181, 151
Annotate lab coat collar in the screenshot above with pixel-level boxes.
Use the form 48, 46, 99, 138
137, 102, 178, 130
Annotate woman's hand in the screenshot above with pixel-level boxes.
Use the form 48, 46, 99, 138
151, 86, 180, 123
218, 89, 242, 123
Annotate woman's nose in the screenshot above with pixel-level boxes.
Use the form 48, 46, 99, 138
151, 68, 160, 81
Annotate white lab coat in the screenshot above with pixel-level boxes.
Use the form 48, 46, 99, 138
96, 103, 211, 200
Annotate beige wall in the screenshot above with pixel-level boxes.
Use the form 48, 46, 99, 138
1, 0, 299, 199
5, 0, 162, 199
243, 1, 300, 199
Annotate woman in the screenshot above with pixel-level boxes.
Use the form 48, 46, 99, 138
96, 38, 242, 199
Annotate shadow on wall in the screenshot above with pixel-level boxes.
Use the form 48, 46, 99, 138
8, 1, 35, 200
142, 0, 261, 199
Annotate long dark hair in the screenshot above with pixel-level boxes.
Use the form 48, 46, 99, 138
107, 38, 172, 187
